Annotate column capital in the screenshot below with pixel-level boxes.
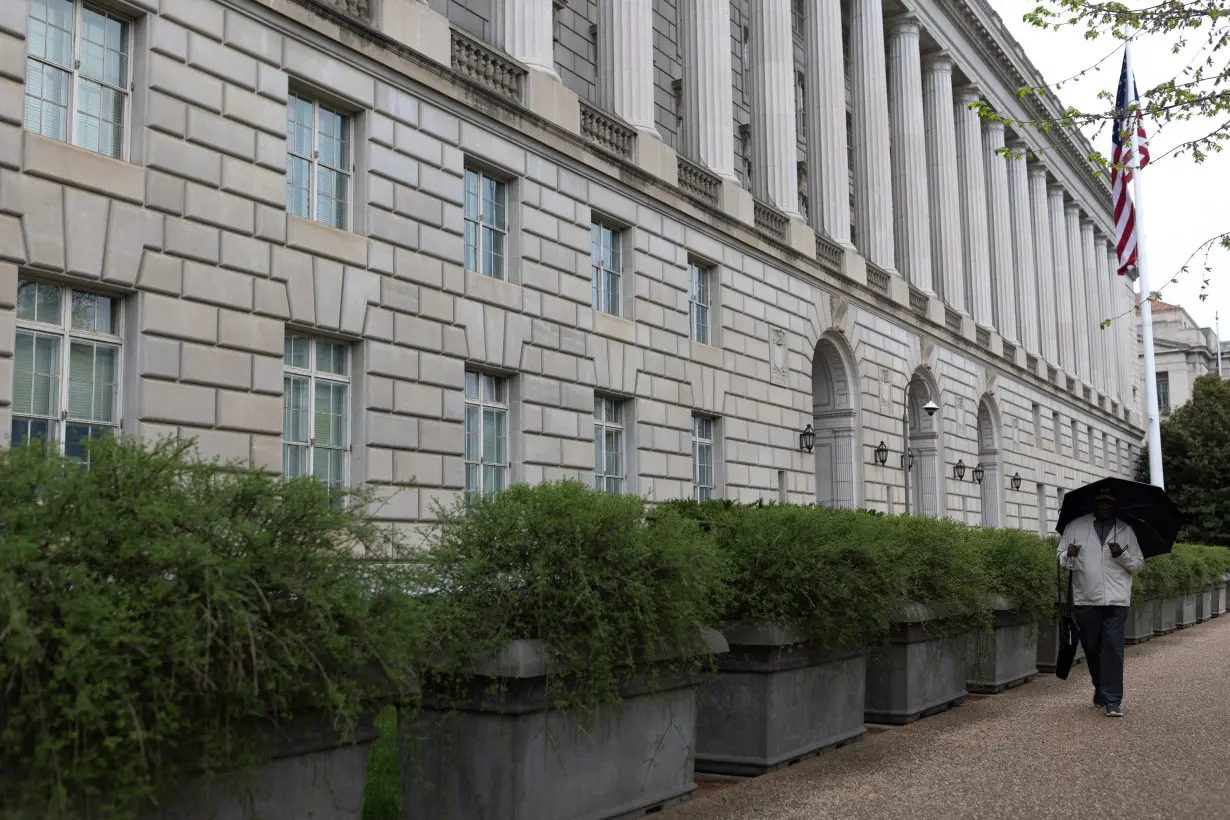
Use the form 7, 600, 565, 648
1027, 164, 1049, 180
1005, 139, 1031, 154
921, 50, 954, 71
1047, 181, 1067, 197
982, 119, 1006, 136
954, 83, 982, 105
1065, 202, 1082, 217
885, 12, 921, 36
1080, 217, 1096, 230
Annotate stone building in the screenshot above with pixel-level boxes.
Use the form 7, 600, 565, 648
1142, 300, 1222, 414
2, 0, 1142, 542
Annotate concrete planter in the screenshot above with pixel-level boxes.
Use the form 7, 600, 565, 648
1154, 596, 1179, 635
1126, 599, 1158, 645
1197, 586, 1213, 623
1214, 580, 1228, 618
695, 624, 866, 777
865, 603, 968, 725
966, 597, 1038, 694
1175, 593, 1199, 629
1037, 611, 1085, 672
401, 630, 728, 820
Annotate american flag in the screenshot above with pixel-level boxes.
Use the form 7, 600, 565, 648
1111, 51, 1150, 276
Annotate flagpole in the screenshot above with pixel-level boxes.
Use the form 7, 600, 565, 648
1126, 43, 1165, 489
1218, 312, 1223, 378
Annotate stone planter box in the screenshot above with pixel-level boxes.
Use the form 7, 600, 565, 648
142, 711, 378, 820
1213, 580, 1228, 618
865, 603, 968, 725
401, 630, 728, 820
695, 624, 866, 777
1197, 586, 1213, 623
1175, 593, 1199, 629
1154, 596, 1179, 635
966, 597, 1038, 694
1126, 599, 1158, 645
1037, 611, 1085, 673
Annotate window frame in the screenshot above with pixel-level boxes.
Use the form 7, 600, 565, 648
688, 262, 714, 346
1156, 371, 1170, 414
24, 0, 134, 161
463, 166, 509, 281
591, 221, 623, 317
463, 371, 511, 497
593, 394, 626, 494
692, 415, 716, 502
12, 279, 124, 456
282, 332, 351, 493
285, 91, 353, 231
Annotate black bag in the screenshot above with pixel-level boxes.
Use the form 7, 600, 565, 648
1054, 562, 1081, 680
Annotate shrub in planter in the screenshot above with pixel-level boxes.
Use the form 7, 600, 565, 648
864, 516, 992, 724
1169, 548, 1205, 628
404, 481, 727, 820
966, 529, 1052, 692
0, 438, 424, 820
688, 504, 904, 775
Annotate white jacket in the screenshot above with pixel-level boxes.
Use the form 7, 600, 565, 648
1057, 514, 1145, 607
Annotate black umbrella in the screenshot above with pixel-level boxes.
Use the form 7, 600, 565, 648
1055, 477, 1183, 559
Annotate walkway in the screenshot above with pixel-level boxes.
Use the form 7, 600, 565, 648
668, 614, 1230, 820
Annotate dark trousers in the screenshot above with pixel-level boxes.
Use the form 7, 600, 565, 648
1073, 605, 1129, 707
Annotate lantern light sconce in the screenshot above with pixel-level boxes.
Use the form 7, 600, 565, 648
953, 459, 967, 481
1010, 472, 1023, 492
799, 424, 815, 453
972, 463, 984, 484
874, 441, 889, 466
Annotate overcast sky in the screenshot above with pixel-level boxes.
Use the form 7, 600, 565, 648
991, 0, 1230, 339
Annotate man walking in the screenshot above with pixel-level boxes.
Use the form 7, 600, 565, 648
1058, 490, 1145, 717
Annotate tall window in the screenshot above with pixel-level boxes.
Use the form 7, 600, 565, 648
283, 334, 349, 491
593, 395, 625, 494
286, 92, 350, 229
1070, 419, 1080, 460
591, 222, 621, 316
689, 263, 712, 345
1156, 371, 1170, 414
692, 416, 716, 502
13, 280, 120, 458
463, 167, 507, 280
1052, 411, 1061, 454
1031, 403, 1042, 448
24, 0, 131, 159
464, 372, 509, 496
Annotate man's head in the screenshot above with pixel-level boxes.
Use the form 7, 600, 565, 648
1094, 490, 1117, 520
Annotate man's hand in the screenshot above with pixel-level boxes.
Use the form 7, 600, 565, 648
1067, 541, 1081, 557
1109, 542, 1125, 558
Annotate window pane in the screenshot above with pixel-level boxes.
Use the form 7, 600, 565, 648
71, 291, 118, 334
483, 176, 506, 230
286, 155, 311, 218
12, 417, 51, 448
464, 403, 480, 461
314, 381, 347, 448
484, 464, 506, 494
313, 446, 345, 489
286, 94, 314, 156
28, 0, 74, 67
464, 371, 479, 399
482, 407, 501, 462
593, 425, 603, 477
284, 443, 309, 478
315, 339, 346, 376
283, 375, 309, 443
284, 334, 309, 369
464, 220, 478, 274
16, 281, 38, 321
35, 282, 62, 325
65, 423, 106, 462
68, 341, 117, 423
317, 107, 348, 169
464, 169, 479, 220
316, 166, 347, 229
464, 463, 479, 495
16, 334, 61, 417
74, 80, 124, 159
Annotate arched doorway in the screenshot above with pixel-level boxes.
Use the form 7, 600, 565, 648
811, 336, 858, 508
906, 372, 943, 518
977, 398, 1003, 528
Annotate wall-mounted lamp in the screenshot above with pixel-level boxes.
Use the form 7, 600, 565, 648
900, 447, 915, 471
874, 441, 889, 466
1010, 472, 1023, 492
953, 459, 967, 481
799, 424, 815, 453
972, 463, 985, 484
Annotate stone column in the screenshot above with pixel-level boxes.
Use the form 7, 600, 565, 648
493, 0, 558, 77
983, 120, 1017, 343
1006, 143, 1039, 355
804, 0, 851, 243
922, 53, 963, 310
886, 16, 933, 292
848, 0, 896, 270
1081, 221, 1103, 391
597, 0, 656, 134
1048, 186, 1075, 372
1065, 204, 1090, 381
954, 85, 991, 325
748, 0, 801, 217
1029, 168, 1059, 364
679, 0, 737, 181
1095, 234, 1118, 400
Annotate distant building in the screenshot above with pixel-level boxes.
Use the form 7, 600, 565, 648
1140, 301, 1222, 413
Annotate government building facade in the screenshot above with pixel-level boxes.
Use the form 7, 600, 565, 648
2, 0, 1142, 541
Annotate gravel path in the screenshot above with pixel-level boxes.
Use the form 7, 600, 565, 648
668, 615, 1230, 820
